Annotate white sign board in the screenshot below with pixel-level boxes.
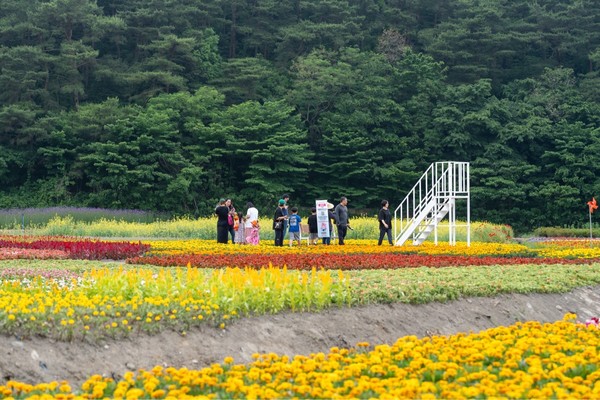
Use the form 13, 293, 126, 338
316, 199, 330, 238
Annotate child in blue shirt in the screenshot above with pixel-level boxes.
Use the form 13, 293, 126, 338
288, 207, 302, 247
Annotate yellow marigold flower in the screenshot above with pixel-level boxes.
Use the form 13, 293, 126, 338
59, 383, 71, 393
126, 388, 145, 399
563, 313, 577, 321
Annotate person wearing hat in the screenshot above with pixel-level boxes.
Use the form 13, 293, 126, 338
215, 198, 230, 244
273, 199, 287, 246
334, 197, 350, 245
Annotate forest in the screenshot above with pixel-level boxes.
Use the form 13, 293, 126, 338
1, 0, 600, 232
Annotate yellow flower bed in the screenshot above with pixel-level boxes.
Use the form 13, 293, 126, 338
533, 247, 600, 259
534, 239, 600, 248
0, 267, 350, 340
4, 316, 600, 399
146, 239, 533, 257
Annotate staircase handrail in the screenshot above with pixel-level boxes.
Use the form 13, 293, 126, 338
394, 161, 470, 246
394, 162, 454, 244
394, 163, 448, 233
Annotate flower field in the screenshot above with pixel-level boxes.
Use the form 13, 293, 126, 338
129, 239, 600, 269
2, 233, 600, 398
3, 317, 600, 399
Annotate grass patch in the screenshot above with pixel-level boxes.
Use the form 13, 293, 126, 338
347, 263, 600, 304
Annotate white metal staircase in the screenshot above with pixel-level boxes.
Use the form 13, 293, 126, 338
394, 162, 470, 246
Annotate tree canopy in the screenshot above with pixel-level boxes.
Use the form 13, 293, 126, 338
1, 0, 600, 232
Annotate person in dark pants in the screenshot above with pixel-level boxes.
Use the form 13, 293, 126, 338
378, 199, 393, 245
334, 197, 350, 245
273, 199, 287, 246
307, 207, 318, 245
215, 199, 230, 244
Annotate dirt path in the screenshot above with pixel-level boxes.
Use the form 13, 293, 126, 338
2, 286, 600, 387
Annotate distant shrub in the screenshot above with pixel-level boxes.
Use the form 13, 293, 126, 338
533, 227, 592, 238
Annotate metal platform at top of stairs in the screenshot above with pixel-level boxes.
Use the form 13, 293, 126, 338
394, 161, 470, 246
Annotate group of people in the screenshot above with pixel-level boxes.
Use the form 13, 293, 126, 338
214, 199, 260, 245
272, 195, 354, 247
215, 195, 395, 247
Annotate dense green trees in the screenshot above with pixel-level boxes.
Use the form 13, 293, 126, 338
1, 0, 600, 232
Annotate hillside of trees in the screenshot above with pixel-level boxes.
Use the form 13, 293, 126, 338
1, 0, 600, 232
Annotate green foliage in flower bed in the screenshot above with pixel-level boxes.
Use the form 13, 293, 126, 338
348, 264, 600, 304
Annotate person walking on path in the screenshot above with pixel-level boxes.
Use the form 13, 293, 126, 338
378, 200, 393, 245
334, 197, 351, 245
215, 199, 230, 244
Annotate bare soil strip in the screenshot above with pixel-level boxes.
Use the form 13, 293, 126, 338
2, 286, 600, 386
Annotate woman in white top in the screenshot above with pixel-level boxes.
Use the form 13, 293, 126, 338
245, 202, 259, 228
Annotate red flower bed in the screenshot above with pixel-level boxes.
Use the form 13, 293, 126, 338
127, 253, 596, 270
0, 237, 149, 260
